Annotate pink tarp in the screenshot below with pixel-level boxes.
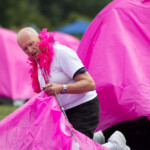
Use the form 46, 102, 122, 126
0, 28, 80, 100
78, 0, 150, 131
0, 91, 109, 150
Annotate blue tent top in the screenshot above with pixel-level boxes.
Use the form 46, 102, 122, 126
57, 20, 90, 34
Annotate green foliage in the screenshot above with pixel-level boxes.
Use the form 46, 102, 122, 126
0, 0, 27, 28
0, 0, 112, 31
67, 12, 92, 23
38, 0, 112, 29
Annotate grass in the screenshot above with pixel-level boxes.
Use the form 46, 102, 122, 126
0, 105, 19, 120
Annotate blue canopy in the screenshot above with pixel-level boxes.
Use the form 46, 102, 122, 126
57, 20, 90, 34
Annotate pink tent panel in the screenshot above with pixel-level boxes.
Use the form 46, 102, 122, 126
78, 0, 150, 131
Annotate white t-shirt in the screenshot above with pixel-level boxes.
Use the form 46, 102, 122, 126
38, 44, 97, 110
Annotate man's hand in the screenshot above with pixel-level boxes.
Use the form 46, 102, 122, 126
43, 83, 63, 96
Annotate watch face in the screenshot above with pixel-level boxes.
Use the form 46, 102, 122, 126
61, 85, 67, 94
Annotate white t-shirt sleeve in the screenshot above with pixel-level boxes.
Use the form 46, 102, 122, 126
57, 45, 84, 79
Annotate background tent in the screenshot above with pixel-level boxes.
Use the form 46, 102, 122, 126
52, 31, 80, 51
77, 0, 150, 149
0, 28, 80, 103
0, 28, 34, 102
57, 20, 90, 34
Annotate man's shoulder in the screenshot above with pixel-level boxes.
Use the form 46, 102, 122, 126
53, 43, 76, 55
53, 43, 68, 50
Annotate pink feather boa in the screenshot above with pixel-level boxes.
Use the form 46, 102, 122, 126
28, 28, 55, 93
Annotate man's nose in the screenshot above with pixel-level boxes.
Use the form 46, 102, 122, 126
28, 47, 33, 53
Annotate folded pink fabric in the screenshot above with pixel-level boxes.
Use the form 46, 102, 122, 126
0, 91, 109, 150
78, 0, 150, 131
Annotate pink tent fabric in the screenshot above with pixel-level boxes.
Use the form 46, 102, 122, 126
0, 28, 80, 101
0, 91, 109, 150
78, 0, 150, 131
0, 28, 34, 100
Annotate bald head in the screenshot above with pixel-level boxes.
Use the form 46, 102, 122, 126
17, 27, 41, 60
17, 27, 38, 45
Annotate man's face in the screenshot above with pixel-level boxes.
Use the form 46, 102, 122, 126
18, 33, 41, 60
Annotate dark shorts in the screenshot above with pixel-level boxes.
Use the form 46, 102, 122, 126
65, 96, 100, 139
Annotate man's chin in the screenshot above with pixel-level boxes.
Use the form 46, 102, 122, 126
34, 56, 40, 61
30, 56, 37, 60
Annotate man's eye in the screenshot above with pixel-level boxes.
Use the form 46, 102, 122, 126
23, 48, 27, 51
29, 42, 33, 46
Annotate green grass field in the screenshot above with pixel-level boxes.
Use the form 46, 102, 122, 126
0, 105, 19, 120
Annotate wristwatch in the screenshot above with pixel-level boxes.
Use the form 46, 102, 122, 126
61, 85, 67, 94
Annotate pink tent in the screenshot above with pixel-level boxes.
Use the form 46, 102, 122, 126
0, 92, 109, 150
0, 28, 34, 100
0, 28, 80, 101
78, 0, 150, 131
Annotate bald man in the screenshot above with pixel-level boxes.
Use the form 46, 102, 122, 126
17, 27, 130, 150
17, 27, 101, 140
